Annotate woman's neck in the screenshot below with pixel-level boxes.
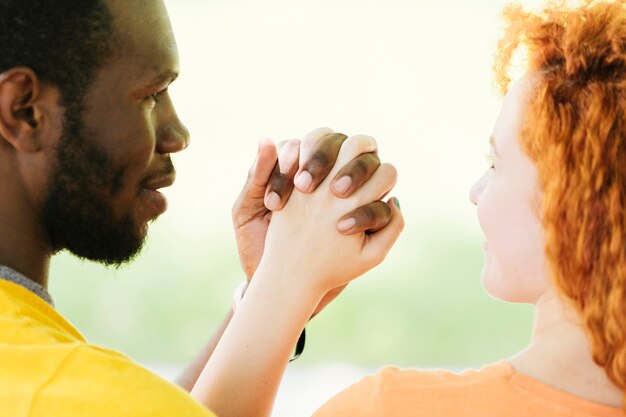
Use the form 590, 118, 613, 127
509, 287, 623, 407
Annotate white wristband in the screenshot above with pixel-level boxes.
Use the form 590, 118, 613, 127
232, 280, 249, 312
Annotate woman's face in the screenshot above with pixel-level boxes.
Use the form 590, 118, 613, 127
469, 75, 550, 304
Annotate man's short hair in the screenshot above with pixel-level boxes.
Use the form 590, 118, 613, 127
0, 0, 113, 112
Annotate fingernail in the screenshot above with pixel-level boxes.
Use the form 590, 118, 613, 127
337, 218, 356, 232
295, 171, 312, 191
332, 176, 352, 195
392, 197, 401, 210
265, 191, 281, 210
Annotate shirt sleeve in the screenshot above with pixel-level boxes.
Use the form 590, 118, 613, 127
29, 344, 217, 417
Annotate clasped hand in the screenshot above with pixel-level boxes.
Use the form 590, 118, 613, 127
232, 127, 403, 315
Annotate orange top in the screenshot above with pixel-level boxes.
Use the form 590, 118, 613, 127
313, 361, 625, 417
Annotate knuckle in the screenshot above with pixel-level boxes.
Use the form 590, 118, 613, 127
348, 154, 379, 179
303, 127, 334, 146
347, 134, 378, 152
383, 163, 398, 177
358, 205, 377, 223
372, 203, 392, 228
380, 163, 398, 182
366, 152, 381, 165
380, 201, 393, 218
306, 150, 331, 173
352, 158, 371, 176
269, 172, 289, 191
322, 132, 347, 144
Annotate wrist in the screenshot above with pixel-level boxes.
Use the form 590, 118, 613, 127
253, 257, 330, 300
232, 278, 307, 361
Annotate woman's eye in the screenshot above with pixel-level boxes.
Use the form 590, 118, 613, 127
484, 153, 495, 169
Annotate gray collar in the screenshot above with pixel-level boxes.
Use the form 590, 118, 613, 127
0, 266, 54, 307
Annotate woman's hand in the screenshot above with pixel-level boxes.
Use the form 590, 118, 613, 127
232, 128, 396, 317
193, 131, 403, 417
257, 133, 403, 296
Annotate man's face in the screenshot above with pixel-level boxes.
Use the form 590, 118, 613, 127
43, 0, 189, 265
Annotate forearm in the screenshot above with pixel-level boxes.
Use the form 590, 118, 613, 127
190, 265, 322, 417
176, 308, 234, 391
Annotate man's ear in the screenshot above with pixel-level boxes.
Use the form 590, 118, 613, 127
0, 67, 56, 153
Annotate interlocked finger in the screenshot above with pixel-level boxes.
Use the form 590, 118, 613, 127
264, 139, 300, 211
296, 131, 348, 193
336, 200, 392, 234
349, 162, 398, 208
330, 152, 381, 197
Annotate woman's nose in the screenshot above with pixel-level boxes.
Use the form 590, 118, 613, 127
469, 172, 487, 205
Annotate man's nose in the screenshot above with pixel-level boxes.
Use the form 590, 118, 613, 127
157, 121, 190, 154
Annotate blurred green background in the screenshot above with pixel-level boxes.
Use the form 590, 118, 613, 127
49, 0, 542, 372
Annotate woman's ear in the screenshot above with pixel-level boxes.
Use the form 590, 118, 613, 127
0, 67, 59, 153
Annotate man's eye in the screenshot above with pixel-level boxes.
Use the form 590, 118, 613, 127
147, 88, 168, 103
484, 153, 495, 169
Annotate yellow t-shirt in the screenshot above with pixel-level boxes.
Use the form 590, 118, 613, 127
314, 361, 625, 417
0, 279, 216, 417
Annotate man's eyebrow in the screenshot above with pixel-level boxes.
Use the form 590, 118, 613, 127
489, 135, 500, 157
149, 70, 179, 87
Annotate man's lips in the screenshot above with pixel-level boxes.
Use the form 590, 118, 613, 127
140, 173, 176, 217
143, 173, 176, 191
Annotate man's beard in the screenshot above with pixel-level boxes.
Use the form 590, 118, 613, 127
41, 108, 146, 266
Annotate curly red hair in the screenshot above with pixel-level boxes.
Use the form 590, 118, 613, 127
494, 0, 626, 398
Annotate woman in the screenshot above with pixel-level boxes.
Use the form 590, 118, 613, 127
313, 1, 626, 415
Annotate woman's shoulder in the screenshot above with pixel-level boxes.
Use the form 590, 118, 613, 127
372, 360, 514, 391
313, 362, 515, 417
314, 361, 625, 417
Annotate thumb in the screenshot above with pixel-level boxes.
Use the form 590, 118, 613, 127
233, 139, 278, 225
249, 138, 279, 193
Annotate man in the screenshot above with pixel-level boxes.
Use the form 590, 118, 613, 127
0, 1, 397, 416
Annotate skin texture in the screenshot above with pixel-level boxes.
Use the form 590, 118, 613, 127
471, 75, 622, 407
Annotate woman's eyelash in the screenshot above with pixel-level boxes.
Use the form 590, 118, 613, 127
484, 153, 495, 169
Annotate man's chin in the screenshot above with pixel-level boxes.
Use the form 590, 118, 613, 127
60, 226, 147, 267
71, 243, 145, 267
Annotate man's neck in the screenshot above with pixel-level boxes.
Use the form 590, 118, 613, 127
509, 288, 623, 407
0, 187, 51, 288
0, 231, 51, 288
